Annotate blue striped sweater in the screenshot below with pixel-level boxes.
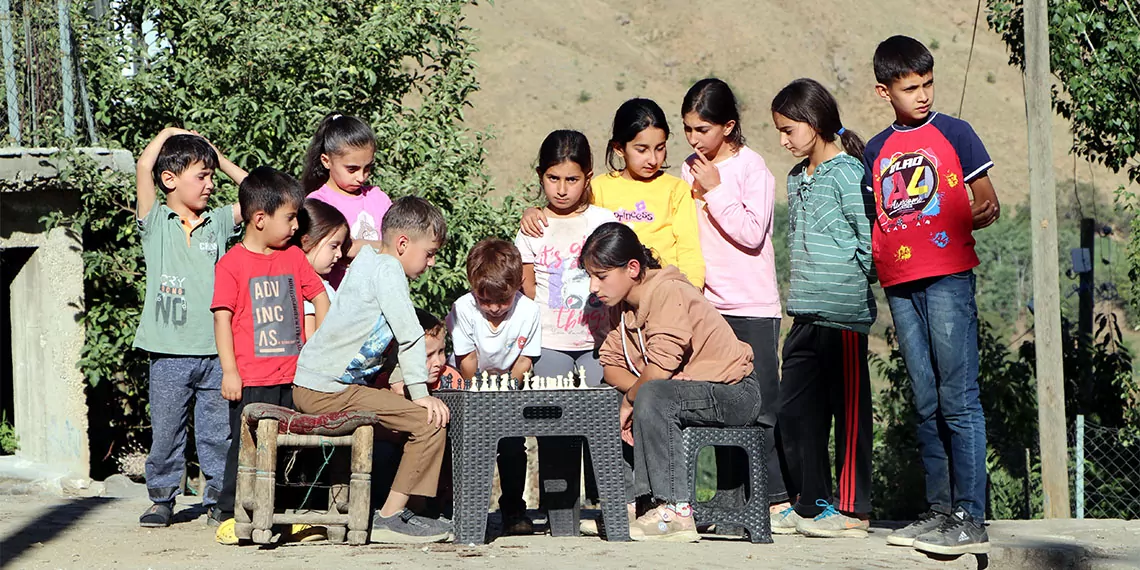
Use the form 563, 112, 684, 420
785, 153, 877, 333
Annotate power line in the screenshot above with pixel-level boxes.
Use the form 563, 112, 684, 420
958, 0, 983, 117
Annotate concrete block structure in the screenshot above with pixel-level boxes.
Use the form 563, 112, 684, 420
0, 147, 133, 479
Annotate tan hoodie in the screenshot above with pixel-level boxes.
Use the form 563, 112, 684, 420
599, 266, 754, 383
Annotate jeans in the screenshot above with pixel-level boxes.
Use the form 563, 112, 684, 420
533, 348, 603, 387
886, 270, 987, 521
145, 355, 230, 506
631, 373, 762, 503
724, 316, 788, 503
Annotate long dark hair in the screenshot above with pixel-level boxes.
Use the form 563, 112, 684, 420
301, 112, 377, 193
579, 222, 661, 278
605, 98, 671, 172
682, 78, 745, 148
770, 78, 865, 159
536, 130, 593, 210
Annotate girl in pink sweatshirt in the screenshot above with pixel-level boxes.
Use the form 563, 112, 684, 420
680, 78, 787, 512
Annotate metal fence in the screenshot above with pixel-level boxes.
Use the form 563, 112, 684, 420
1, 0, 98, 146
1073, 415, 1140, 519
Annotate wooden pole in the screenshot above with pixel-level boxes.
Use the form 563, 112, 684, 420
1025, 0, 1071, 519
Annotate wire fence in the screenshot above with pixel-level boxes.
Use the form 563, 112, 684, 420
1, 0, 98, 147
1072, 415, 1140, 519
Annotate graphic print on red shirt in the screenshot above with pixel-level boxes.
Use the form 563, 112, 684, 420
862, 113, 993, 288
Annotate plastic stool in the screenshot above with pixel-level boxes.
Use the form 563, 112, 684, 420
682, 426, 773, 544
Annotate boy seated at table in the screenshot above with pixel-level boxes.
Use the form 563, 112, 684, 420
446, 238, 542, 534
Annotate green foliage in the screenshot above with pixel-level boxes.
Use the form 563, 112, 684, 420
0, 412, 17, 455
37, 0, 516, 473
1116, 187, 1140, 319
986, 0, 1140, 183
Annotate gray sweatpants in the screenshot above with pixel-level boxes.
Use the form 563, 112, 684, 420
145, 355, 230, 506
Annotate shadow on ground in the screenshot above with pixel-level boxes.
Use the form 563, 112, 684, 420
0, 497, 118, 569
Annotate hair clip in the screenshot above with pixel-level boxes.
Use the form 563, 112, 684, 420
837, 127, 847, 136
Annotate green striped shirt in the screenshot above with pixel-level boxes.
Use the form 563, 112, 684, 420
786, 153, 877, 333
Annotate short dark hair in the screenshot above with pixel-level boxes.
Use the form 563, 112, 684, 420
466, 238, 522, 305
238, 166, 305, 224
153, 134, 219, 192
682, 78, 745, 148
381, 196, 448, 246
417, 308, 445, 339
873, 35, 935, 85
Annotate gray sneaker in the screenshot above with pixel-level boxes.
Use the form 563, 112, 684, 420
912, 508, 990, 555
794, 500, 869, 538
771, 506, 802, 535
370, 509, 452, 544
887, 509, 949, 546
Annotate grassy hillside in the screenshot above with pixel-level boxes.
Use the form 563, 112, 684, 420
462, 0, 1136, 201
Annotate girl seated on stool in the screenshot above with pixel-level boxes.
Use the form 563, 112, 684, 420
583, 222, 761, 542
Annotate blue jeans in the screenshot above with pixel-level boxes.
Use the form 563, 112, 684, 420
886, 270, 987, 521
145, 355, 230, 506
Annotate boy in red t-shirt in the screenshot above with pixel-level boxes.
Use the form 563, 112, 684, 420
211, 167, 330, 535
862, 36, 999, 556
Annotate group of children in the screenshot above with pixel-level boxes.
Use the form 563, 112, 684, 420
133, 35, 998, 554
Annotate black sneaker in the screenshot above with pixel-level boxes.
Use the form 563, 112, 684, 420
886, 509, 949, 546
370, 509, 452, 544
502, 512, 534, 535
912, 507, 990, 555
139, 502, 173, 528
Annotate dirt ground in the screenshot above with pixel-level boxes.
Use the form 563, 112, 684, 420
2, 492, 1138, 570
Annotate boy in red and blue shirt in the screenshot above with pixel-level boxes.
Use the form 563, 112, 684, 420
862, 35, 999, 556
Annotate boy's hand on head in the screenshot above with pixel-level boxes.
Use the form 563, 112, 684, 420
221, 372, 243, 402
520, 207, 548, 238
413, 394, 451, 428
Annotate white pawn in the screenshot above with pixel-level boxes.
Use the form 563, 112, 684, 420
555, 374, 563, 389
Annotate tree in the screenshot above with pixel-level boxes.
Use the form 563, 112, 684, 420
43, 0, 515, 474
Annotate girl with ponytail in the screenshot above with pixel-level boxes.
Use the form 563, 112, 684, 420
580, 222, 760, 543
769, 78, 876, 538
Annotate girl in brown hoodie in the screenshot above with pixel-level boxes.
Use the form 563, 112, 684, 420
582, 222, 760, 542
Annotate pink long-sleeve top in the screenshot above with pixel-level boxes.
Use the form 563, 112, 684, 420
681, 145, 782, 318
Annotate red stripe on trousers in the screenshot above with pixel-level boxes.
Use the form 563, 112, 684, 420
843, 331, 858, 512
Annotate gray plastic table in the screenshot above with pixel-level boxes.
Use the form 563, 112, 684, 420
437, 388, 630, 544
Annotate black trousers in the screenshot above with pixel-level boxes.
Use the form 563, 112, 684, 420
778, 322, 872, 517
216, 384, 294, 517
724, 316, 788, 503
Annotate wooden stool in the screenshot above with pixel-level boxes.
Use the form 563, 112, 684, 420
234, 403, 383, 545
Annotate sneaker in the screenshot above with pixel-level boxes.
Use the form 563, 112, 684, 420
215, 518, 239, 545
139, 502, 173, 528
912, 508, 990, 555
370, 509, 452, 544
629, 504, 700, 543
206, 506, 226, 528
502, 512, 535, 535
794, 500, 869, 538
771, 505, 803, 535
887, 509, 949, 547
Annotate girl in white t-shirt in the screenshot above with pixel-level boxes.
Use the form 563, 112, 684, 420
515, 130, 616, 386
295, 199, 348, 338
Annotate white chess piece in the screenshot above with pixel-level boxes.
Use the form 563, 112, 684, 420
579, 365, 588, 388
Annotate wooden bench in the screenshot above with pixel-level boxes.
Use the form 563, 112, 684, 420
234, 403, 384, 545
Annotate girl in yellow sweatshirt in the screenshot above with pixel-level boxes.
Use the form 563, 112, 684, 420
520, 98, 705, 288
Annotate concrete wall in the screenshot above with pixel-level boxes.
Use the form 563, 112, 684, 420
0, 147, 133, 479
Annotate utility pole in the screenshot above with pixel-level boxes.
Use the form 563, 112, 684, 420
1025, 0, 1071, 518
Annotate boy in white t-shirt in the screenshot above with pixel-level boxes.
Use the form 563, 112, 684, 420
447, 238, 541, 534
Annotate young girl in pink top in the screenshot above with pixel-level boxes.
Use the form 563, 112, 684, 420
680, 78, 788, 512
302, 112, 392, 287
